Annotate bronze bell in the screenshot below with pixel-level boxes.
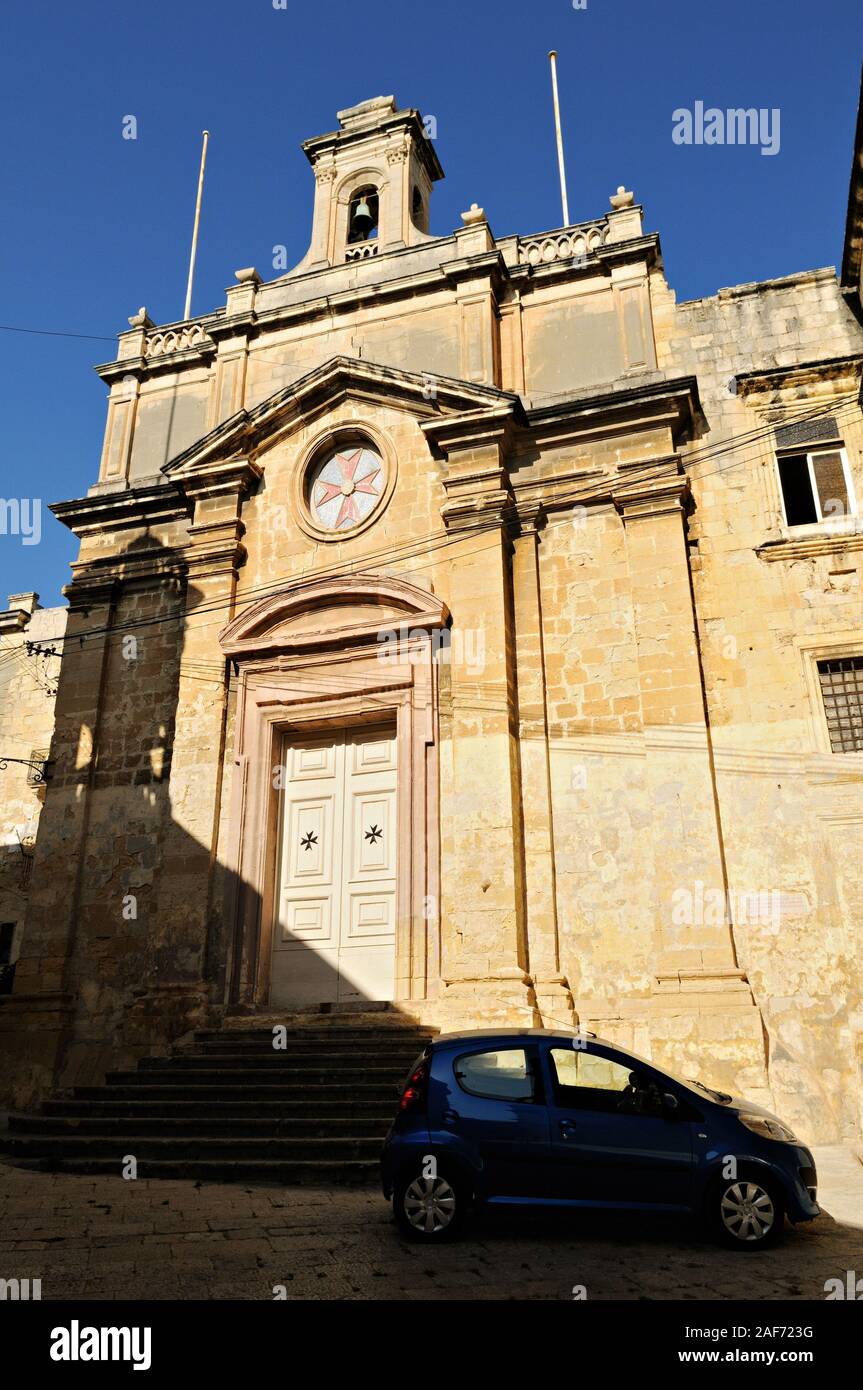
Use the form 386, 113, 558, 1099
351, 195, 375, 238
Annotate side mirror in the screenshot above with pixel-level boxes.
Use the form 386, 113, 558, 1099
662, 1092, 679, 1114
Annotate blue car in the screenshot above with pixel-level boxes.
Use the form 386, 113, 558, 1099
381, 1029, 819, 1248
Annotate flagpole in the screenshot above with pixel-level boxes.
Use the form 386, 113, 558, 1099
548, 51, 570, 227
183, 130, 210, 322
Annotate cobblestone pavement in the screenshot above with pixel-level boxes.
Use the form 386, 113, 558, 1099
0, 1147, 860, 1301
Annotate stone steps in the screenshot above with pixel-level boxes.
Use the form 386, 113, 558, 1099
106, 1069, 406, 1088
3, 1134, 383, 1159
12, 1115, 388, 1138
67, 1083, 400, 1102
0, 1020, 433, 1184
42, 1098, 394, 1120
137, 1053, 421, 1070
194, 1027, 422, 1043
10, 1157, 379, 1184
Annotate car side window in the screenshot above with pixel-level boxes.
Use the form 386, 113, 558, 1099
454, 1048, 536, 1102
549, 1048, 657, 1114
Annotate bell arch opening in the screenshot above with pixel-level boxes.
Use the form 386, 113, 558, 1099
347, 185, 379, 245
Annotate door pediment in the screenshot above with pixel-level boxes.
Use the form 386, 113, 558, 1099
220, 572, 448, 659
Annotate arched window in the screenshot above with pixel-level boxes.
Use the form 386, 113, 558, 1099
411, 186, 426, 231
347, 186, 379, 244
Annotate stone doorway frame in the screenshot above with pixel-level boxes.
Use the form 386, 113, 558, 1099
218, 573, 447, 1012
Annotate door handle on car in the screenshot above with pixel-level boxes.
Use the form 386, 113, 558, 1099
443, 1108, 460, 1125
559, 1119, 578, 1138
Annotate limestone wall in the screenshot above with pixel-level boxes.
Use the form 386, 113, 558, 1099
0, 599, 65, 971
651, 268, 861, 1136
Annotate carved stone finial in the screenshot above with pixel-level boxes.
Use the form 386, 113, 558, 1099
234, 267, 262, 285
609, 185, 635, 210
461, 202, 487, 226
127, 307, 154, 329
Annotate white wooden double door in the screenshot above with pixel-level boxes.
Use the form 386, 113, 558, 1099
270, 724, 398, 1007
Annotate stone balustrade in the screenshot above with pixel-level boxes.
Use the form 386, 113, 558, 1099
517, 219, 610, 267
144, 322, 213, 357
345, 243, 379, 262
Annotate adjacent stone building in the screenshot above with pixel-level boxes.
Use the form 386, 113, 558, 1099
2, 93, 862, 1143
0, 594, 66, 992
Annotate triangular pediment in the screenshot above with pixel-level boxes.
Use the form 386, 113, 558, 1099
163, 355, 520, 481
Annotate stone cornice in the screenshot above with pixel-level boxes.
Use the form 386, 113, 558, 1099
0, 607, 32, 634
63, 529, 248, 595
205, 310, 258, 345
94, 340, 219, 384
256, 261, 458, 333
734, 352, 863, 397
51, 460, 263, 540
439, 485, 515, 532
420, 398, 522, 531
439, 249, 508, 291
612, 467, 690, 520
756, 528, 863, 562
51, 481, 190, 536
61, 573, 119, 612
422, 377, 699, 528
66, 552, 186, 593
180, 458, 263, 502
95, 314, 222, 383
92, 227, 658, 387
438, 453, 516, 533
524, 373, 701, 440
183, 537, 247, 582
301, 104, 445, 184
260, 238, 460, 311
509, 472, 606, 521
595, 232, 662, 271
420, 402, 522, 456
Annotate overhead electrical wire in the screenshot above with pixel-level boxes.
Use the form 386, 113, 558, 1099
0, 324, 116, 343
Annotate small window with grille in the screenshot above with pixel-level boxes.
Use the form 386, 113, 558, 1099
776, 444, 857, 527
817, 657, 863, 753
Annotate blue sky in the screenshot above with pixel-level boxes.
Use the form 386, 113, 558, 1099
1, 0, 860, 606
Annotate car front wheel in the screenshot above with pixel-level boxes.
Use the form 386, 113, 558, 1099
393, 1166, 468, 1242
710, 1174, 785, 1249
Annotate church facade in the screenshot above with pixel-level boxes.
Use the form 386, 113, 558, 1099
3, 95, 863, 1144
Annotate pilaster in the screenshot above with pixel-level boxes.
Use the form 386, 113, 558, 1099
128, 461, 261, 1040
426, 410, 536, 1027
511, 509, 575, 1026
614, 470, 770, 1099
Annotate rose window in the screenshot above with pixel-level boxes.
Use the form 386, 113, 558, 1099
307, 445, 385, 532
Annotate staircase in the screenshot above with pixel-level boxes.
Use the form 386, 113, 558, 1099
1, 1014, 433, 1184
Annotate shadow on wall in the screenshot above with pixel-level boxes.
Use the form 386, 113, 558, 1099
0, 531, 388, 1109
0, 841, 31, 994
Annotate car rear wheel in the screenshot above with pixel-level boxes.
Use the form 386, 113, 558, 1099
710, 1174, 785, 1249
393, 1166, 468, 1242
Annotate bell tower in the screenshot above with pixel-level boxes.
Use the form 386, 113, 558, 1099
291, 95, 444, 272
